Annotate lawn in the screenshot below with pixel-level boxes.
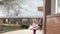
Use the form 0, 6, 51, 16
0, 25, 29, 33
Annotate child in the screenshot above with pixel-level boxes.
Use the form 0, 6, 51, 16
38, 23, 43, 30
32, 23, 37, 34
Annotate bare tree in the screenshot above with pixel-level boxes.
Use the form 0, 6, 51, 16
0, 0, 27, 16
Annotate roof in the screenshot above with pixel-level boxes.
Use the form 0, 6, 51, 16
0, 16, 43, 18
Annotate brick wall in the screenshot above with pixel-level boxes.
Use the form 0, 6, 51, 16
46, 15, 60, 34
0, 18, 3, 24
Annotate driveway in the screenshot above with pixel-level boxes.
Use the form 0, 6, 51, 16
1, 30, 42, 34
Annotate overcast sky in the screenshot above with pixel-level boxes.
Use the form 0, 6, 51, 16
0, 0, 43, 17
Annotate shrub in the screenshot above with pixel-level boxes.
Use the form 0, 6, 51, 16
0, 25, 22, 31
21, 25, 29, 29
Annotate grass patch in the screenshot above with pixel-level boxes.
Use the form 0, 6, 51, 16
0, 25, 23, 33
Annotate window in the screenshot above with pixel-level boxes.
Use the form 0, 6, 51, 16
51, 0, 60, 14
56, 0, 60, 14
15, 19, 20, 24
22, 19, 28, 25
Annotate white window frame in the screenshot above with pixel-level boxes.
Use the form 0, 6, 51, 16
55, 0, 60, 14
55, 0, 58, 14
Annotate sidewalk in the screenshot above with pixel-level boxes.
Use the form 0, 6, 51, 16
1, 30, 42, 34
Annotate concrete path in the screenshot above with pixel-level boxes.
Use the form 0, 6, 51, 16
1, 30, 42, 34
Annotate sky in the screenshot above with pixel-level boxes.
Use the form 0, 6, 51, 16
0, 0, 43, 17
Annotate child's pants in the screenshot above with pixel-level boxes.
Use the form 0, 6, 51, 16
33, 29, 36, 34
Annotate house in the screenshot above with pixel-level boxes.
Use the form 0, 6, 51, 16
44, 0, 60, 34
0, 16, 43, 26
0, 0, 43, 26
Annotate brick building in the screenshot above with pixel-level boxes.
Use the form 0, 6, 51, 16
0, 16, 42, 26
